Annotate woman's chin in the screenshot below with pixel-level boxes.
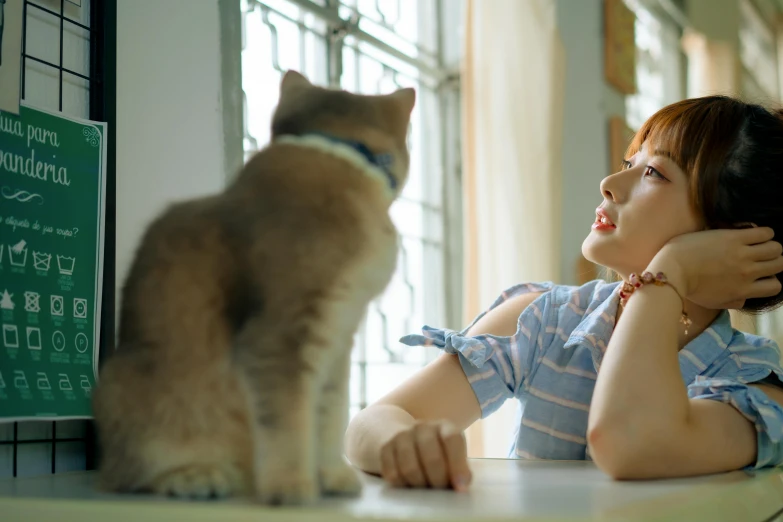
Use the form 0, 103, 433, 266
582, 239, 629, 278
581, 234, 608, 265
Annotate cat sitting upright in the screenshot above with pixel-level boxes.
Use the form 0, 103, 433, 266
92, 71, 415, 505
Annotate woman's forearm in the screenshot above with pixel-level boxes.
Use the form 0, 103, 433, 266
587, 278, 692, 473
344, 404, 417, 474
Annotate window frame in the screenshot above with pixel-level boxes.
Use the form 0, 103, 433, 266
239, 0, 463, 415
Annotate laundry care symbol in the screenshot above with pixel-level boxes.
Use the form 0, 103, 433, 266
13, 371, 29, 390
2, 325, 19, 348
58, 374, 72, 391
75, 333, 89, 353
52, 331, 66, 352
0, 290, 14, 310
8, 240, 28, 267
51, 295, 64, 316
57, 255, 75, 276
36, 373, 52, 390
33, 251, 51, 272
24, 291, 40, 313
26, 327, 42, 350
73, 298, 87, 319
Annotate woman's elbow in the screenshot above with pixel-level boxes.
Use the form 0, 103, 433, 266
344, 407, 374, 468
344, 403, 416, 473
586, 423, 660, 480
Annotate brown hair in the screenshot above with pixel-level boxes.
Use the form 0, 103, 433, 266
626, 96, 783, 313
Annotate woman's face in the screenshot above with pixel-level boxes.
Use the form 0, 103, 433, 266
582, 142, 702, 278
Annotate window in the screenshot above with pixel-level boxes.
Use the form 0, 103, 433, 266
625, 0, 685, 130
240, 0, 459, 418
739, 0, 779, 102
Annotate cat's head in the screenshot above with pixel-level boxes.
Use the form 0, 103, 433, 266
271, 70, 416, 194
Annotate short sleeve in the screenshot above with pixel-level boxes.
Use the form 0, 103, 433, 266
399, 282, 554, 418
688, 376, 783, 469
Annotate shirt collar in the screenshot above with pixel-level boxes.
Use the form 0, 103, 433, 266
563, 282, 621, 370
563, 281, 734, 379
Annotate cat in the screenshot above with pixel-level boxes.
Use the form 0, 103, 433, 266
92, 70, 415, 505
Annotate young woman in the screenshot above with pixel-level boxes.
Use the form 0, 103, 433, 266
345, 96, 783, 489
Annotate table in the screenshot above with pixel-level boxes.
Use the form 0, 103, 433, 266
1, 459, 782, 521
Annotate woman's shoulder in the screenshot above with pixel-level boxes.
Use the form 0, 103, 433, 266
726, 330, 783, 376
399, 280, 620, 350
699, 326, 783, 384
493, 279, 618, 307
492, 279, 619, 316
475, 279, 621, 343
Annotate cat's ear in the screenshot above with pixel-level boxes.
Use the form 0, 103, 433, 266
387, 88, 416, 116
280, 70, 312, 94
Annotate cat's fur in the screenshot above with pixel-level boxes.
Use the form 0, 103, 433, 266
92, 71, 415, 504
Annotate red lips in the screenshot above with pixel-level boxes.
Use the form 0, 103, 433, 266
593, 208, 616, 231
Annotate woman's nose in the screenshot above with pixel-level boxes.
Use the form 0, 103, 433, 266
600, 174, 617, 203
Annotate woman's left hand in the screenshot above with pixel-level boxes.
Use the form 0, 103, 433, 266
647, 227, 783, 309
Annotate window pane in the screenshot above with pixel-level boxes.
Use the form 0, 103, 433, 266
739, 0, 778, 100
625, 5, 665, 130
241, 0, 453, 419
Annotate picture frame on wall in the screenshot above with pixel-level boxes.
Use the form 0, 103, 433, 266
604, 0, 637, 95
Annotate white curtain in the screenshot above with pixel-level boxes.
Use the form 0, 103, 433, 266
461, 0, 565, 458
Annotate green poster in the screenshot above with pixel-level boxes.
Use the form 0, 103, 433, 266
0, 103, 106, 420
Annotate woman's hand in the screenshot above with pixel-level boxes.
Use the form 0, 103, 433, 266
647, 227, 783, 309
378, 420, 471, 491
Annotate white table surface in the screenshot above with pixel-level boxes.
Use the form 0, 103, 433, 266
1, 459, 782, 522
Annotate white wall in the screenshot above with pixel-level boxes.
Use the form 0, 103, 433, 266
115, 0, 226, 321
556, 0, 625, 285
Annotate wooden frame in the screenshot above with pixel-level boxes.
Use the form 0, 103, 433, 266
604, 0, 637, 95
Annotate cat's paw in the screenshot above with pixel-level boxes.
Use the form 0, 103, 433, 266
151, 464, 240, 500
256, 472, 319, 505
319, 462, 362, 497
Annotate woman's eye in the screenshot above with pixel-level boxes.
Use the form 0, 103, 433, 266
644, 166, 666, 180
621, 160, 633, 170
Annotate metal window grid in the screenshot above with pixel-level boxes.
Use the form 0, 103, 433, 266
625, 2, 666, 130
739, 0, 779, 100
623, 0, 688, 132
241, 0, 460, 417
0, 0, 116, 479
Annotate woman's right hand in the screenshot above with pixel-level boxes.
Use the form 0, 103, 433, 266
378, 420, 472, 491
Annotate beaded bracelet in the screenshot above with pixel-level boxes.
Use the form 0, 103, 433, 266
619, 271, 693, 335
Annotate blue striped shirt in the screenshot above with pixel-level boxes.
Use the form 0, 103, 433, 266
399, 280, 783, 469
